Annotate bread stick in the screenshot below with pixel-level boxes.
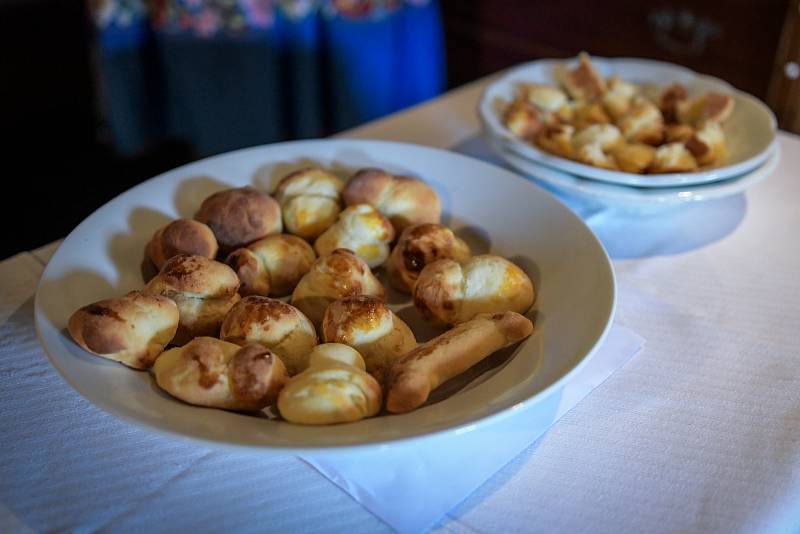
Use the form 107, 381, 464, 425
385, 311, 533, 413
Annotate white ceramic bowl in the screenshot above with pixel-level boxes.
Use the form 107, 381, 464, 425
479, 56, 777, 188
34, 139, 615, 452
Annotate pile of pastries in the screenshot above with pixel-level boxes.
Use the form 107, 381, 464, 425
68, 166, 536, 425
502, 52, 735, 173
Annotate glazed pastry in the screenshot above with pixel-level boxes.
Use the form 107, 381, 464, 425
220, 296, 317, 375
153, 337, 288, 411
225, 234, 315, 297
342, 168, 442, 232
195, 186, 282, 255
272, 167, 344, 240
314, 203, 395, 268
504, 99, 542, 140
144, 254, 241, 345
609, 143, 656, 174
561, 52, 606, 102
291, 249, 385, 328
322, 295, 417, 379
386, 223, 471, 293
385, 311, 534, 413
146, 219, 218, 271
277, 343, 382, 425
686, 121, 726, 166
413, 254, 535, 327
618, 97, 664, 146
649, 142, 698, 173
68, 290, 179, 370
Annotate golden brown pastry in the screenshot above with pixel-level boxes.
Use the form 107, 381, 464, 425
153, 337, 288, 411
146, 219, 218, 271
503, 99, 542, 140
677, 92, 735, 125
618, 97, 664, 146
686, 121, 726, 166
535, 123, 575, 159
562, 52, 607, 102
602, 75, 638, 121
225, 234, 315, 297
342, 168, 442, 232
220, 296, 317, 375
272, 167, 344, 240
195, 186, 282, 255
144, 254, 241, 345
572, 124, 623, 151
314, 204, 395, 268
291, 249, 385, 328
521, 83, 568, 112
649, 142, 699, 173
609, 143, 656, 174
385, 311, 534, 413
277, 343, 382, 425
568, 100, 611, 130
664, 123, 696, 144
660, 83, 688, 123
68, 291, 179, 370
574, 143, 617, 170
322, 295, 417, 379
387, 223, 471, 293
413, 255, 535, 327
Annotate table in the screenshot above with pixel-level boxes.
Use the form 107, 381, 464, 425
3, 77, 800, 533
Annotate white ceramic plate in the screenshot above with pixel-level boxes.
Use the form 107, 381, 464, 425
492, 137, 779, 207
479, 56, 777, 188
34, 139, 615, 452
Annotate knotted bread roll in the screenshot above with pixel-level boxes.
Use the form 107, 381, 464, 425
386, 223, 471, 293
385, 311, 534, 413
413, 255, 535, 326
220, 296, 317, 375
153, 337, 288, 411
146, 219, 218, 271
277, 343, 382, 425
144, 254, 241, 345
195, 186, 282, 255
314, 204, 395, 268
68, 291, 179, 370
321, 295, 416, 380
273, 167, 344, 240
225, 234, 315, 297
342, 168, 441, 232
291, 249, 386, 328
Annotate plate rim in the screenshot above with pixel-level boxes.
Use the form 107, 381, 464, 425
33, 138, 617, 452
478, 55, 779, 188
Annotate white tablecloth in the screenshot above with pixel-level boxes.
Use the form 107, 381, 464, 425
3, 78, 800, 532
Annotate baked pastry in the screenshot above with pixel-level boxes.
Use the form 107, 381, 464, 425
314, 204, 395, 268
413, 254, 535, 326
575, 143, 617, 169
144, 254, 241, 345
291, 249, 385, 328
562, 52, 606, 102
387, 223, 471, 293
153, 337, 288, 411
568, 100, 611, 130
342, 168, 442, 232
503, 99, 542, 140
686, 121, 726, 166
572, 124, 623, 151
677, 92, 735, 125
609, 143, 656, 174
68, 290, 179, 370
220, 296, 317, 375
272, 167, 344, 240
146, 219, 218, 271
277, 343, 382, 425
321, 295, 417, 379
535, 123, 575, 159
618, 97, 664, 145
225, 234, 315, 297
649, 142, 698, 173
660, 83, 688, 123
521, 83, 568, 112
602, 75, 638, 121
195, 186, 282, 255
664, 123, 696, 143
385, 311, 534, 413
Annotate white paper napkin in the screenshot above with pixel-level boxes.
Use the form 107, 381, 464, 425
303, 324, 645, 533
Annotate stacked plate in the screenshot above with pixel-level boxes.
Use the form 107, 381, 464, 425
479, 57, 779, 209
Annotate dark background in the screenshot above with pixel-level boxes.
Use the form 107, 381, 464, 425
2, 0, 791, 260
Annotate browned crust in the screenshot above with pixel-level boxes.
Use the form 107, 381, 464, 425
146, 254, 240, 298
229, 344, 289, 409
182, 336, 225, 388
147, 219, 218, 269
321, 295, 389, 343
388, 224, 470, 293
704, 92, 734, 122
194, 186, 282, 254
220, 295, 298, 344
564, 53, 607, 102
342, 168, 393, 207
660, 83, 688, 123
412, 259, 459, 326
225, 248, 266, 297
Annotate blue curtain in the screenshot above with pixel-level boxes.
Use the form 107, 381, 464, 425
91, 0, 445, 156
